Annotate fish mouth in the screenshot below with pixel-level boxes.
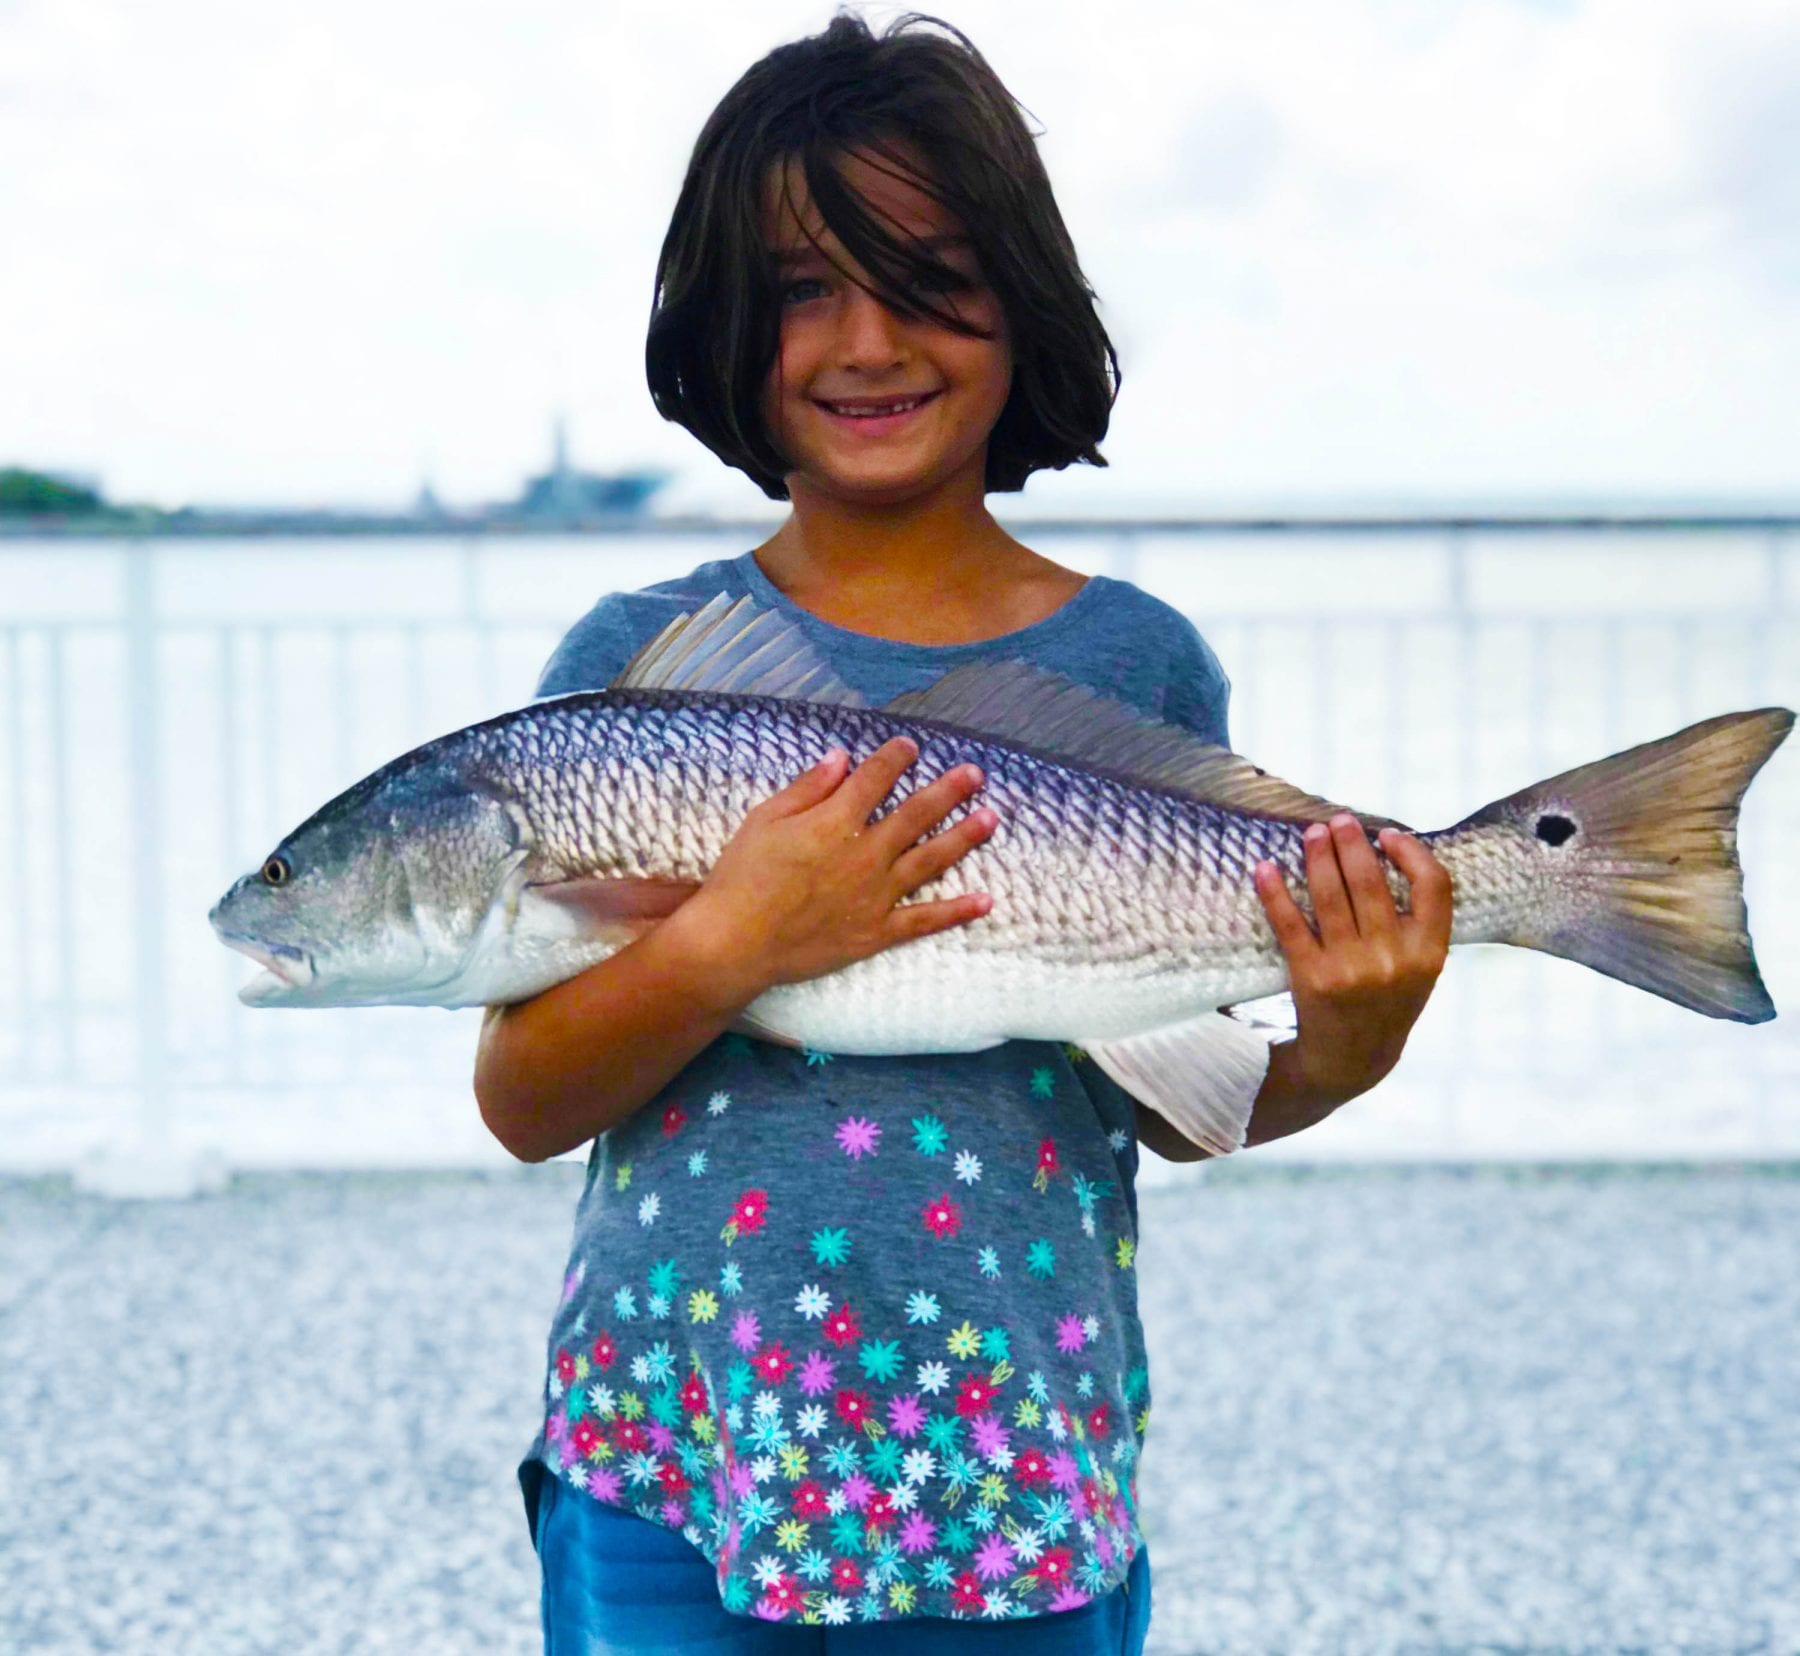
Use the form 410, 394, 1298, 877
215, 931, 316, 1005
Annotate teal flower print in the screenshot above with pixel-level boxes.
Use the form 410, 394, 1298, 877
687, 1150, 708, 1176
810, 1226, 852, 1267
905, 1290, 940, 1326
859, 1339, 904, 1383
1029, 1067, 1055, 1098
718, 1261, 744, 1297
803, 1047, 834, 1067
976, 1246, 1001, 1280
979, 1326, 1010, 1362
612, 1286, 638, 1321
1025, 1239, 1056, 1279
647, 1258, 681, 1301
910, 1115, 948, 1156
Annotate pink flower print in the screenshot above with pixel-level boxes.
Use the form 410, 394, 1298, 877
1032, 1547, 1076, 1589
886, 1393, 926, 1438
791, 1480, 830, 1520
647, 1424, 677, 1454
865, 1490, 896, 1530
757, 1575, 802, 1619
587, 1466, 623, 1503
835, 1115, 881, 1159
1048, 1449, 1080, 1492
1048, 1584, 1092, 1613
678, 1373, 709, 1414
973, 1532, 1015, 1582
656, 1460, 687, 1494
590, 1332, 618, 1370
730, 1311, 761, 1353
730, 1188, 769, 1236
921, 1193, 962, 1239
1033, 1136, 1060, 1192
832, 1559, 863, 1593
571, 1418, 602, 1458
554, 1350, 576, 1385
821, 1302, 862, 1348
751, 1342, 794, 1385
951, 1572, 984, 1612
797, 1351, 836, 1397
614, 1420, 649, 1454
1013, 1446, 1053, 1487
1087, 1402, 1112, 1437
661, 1103, 686, 1136
834, 1387, 874, 1431
1055, 1313, 1086, 1355
954, 1371, 1001, 1417
899, 1512, 938, 1554
969, 1414, 1010, 1460
840, 1471, 875, 1510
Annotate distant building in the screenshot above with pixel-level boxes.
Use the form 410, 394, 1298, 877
511, 418, 667, 522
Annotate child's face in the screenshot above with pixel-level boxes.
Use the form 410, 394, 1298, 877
761, 146, 1012, 511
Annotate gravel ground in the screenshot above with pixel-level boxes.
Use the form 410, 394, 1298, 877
2, 1163, 1796, 1655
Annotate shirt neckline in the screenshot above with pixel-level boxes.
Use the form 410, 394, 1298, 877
733, 550, 1109, 661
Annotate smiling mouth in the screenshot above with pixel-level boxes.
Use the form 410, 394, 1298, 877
814, 392, 941, 419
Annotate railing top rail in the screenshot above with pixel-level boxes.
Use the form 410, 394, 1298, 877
3, 512, 1799, 544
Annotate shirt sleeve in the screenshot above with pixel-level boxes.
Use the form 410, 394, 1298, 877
533, 594, 653, 699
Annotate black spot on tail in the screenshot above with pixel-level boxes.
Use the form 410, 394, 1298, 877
1536, 813, 1576, 846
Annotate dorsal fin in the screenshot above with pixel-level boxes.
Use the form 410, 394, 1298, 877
609, 593, 865, 707
885, 658, 1406, 829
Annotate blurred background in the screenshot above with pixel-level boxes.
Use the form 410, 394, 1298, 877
2, 1, 1797, 1652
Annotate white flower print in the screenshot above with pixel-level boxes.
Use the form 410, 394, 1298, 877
794, 1283, 831, 1321
707, 1090, 731, 1115
750, 1454, 777, 1484
901, 1448, 936, 1485
751, 1555, 786, 1588
915, 1360, 950, 1395
1082, 1314, 1101, 1342
796, 1403, 827, 1438
953, 1149, 983, 1185
637, 1192, 660, 1226
820, 1598, 852, 1626
1108, 1128, 1130, 1152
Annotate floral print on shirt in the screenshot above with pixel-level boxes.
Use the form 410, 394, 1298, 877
528, 1033, 1153, 1626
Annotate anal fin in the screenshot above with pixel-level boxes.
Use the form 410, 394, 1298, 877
1084, 1012, 1277, 1158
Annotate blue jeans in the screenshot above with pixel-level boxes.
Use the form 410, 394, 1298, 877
530, 1474, 1153, 1655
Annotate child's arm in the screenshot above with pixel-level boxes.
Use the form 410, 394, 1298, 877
474, 737, 995, 1163
1139, 815, 1453, 1162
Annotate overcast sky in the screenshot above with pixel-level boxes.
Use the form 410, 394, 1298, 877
1, 0, 1795, 514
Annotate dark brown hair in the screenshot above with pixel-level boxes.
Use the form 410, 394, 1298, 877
645, 10, 1121, 500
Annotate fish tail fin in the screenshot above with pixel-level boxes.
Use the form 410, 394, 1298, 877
1465, 707, 1792, 1022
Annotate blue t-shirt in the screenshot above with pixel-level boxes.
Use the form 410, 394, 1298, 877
520, 551, 1231, 1626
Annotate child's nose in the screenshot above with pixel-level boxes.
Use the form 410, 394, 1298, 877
834, 283, 906, 368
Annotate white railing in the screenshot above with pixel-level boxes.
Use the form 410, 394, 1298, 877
2, 521, 1796, 1188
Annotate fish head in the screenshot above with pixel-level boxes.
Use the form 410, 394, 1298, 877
210, 764, 530, 1007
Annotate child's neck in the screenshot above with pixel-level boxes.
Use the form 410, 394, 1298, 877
755, 481, 1082, 646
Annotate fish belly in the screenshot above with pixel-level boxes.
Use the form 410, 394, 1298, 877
741, 932, 1291, 1056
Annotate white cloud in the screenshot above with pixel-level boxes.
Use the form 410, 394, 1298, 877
0, 0, 1793, 508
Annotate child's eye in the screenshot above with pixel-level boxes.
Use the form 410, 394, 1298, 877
780, 277, 828, 306
911, 266, 973, 295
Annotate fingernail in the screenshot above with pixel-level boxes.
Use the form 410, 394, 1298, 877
1331, 812, 1356, 830
1305, 824, 1327, 843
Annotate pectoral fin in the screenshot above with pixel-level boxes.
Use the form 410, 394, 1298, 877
1083, 1012, 1277, 1157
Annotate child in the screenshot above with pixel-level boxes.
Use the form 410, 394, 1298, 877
476, 13, 1451, 1652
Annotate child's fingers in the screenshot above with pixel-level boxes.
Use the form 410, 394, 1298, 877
1302, 822, 1358, 943
831, 736, 923, 826
760, 748, 849, 818
1252, 859, 1320, 959
888, 890, 992, 942
1376, 829, 1454, 950
1331, 814, 1399, 942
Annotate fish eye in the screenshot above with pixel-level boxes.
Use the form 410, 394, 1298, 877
1535, 813, 1576, 847
261, 854, 292, 887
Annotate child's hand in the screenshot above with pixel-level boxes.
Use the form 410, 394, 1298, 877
663, 736, 997, 1007
1251, 817, 1453, 1102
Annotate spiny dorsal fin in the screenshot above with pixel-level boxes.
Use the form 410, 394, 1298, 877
885, 658, 1406, 828
609, 593, 865, 708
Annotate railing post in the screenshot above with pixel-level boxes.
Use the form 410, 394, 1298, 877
75, 541, 224, 1198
